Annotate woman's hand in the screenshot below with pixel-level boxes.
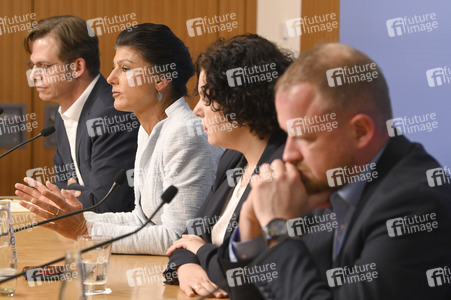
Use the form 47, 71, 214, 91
15, 177, 88, 239
177, 263, 228, 298
166, 234, 206, 256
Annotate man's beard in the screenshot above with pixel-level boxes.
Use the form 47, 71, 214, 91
297, 166, 333, 195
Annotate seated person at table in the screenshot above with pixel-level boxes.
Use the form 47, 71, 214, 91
25, 15, 138, 213
217, 43, 451, 299
164, 34, 293, 298
16, 23, 223, 255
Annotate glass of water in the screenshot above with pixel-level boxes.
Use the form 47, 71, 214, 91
0, 201, 17, 296
77, 235, 112, 295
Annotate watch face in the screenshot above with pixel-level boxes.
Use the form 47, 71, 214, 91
268, 219, 288, 236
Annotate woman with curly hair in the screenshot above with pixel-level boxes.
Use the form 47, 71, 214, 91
165, 34, 293, 298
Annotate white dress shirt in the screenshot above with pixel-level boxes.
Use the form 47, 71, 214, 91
58, 74, 100, 186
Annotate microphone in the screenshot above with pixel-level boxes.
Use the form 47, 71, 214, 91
0, 108, 3, 115
0, 126, 56, 159
0, 185, 178, 284
198, 236, 290, 300
14, 169, 128, 233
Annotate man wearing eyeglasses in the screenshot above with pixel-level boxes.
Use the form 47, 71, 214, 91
24, 15, 138, 213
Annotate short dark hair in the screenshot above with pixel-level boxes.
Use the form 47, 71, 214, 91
276, 43, 392, 131
25, 15, 100, 77
115, 23, 194, 100
196, 34, 294, 139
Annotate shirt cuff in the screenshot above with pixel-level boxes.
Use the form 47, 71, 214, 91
228, 226, 265, 262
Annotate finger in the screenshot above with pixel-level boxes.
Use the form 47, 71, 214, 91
270, 159, 287, 177
181, 234, 196, 239
66, 189, 82, 197
25, 177, 49, 194
193, 283, 215, 297
41, 189, 70, 210
285, 162, 301, 181
166, 244, 178, 255
46, 181, 64, 198
67, 177, 77, 186
61, 189, 83, 208
15, 182, 42, 200
180, 284, 195, 297
199, 281, 220, 297
216, 288, 228, 298
30, 197, 60, 215
15, 189, 34, 202
24, 199, 57, 220
19, 200, 35, 212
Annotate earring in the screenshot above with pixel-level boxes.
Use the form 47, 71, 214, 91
157, 91, 163, 101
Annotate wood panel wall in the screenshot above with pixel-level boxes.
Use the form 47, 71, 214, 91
0, 0, 256, 195
301, 0, 340, 51
0, 0, 339, 196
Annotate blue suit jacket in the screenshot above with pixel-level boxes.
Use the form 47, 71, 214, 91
218, 136, 451, 300
53, 75, 138, 213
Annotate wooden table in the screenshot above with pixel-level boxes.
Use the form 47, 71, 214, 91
7, 211, 216, 299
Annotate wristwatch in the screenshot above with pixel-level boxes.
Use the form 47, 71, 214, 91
262, 218, 288, 246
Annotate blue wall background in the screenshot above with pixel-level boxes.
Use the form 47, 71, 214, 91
340, 0, 450, 169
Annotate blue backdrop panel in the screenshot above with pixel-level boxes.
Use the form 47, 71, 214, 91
340, 0, 450, 169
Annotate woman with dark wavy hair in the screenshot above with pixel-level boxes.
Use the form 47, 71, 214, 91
165, 34, 293, 298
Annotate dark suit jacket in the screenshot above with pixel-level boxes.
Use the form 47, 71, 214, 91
218, 136, 451, 300
164, 131, 286, 286
53, 75, 138, 213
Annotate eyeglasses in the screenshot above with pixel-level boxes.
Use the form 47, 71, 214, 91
26, 61, 58, 71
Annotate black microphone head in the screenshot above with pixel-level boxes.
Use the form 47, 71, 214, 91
0, 108, 3, 115
41, 126, 56, 137
114, 169, 127, 186
161, 186, 178, 204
